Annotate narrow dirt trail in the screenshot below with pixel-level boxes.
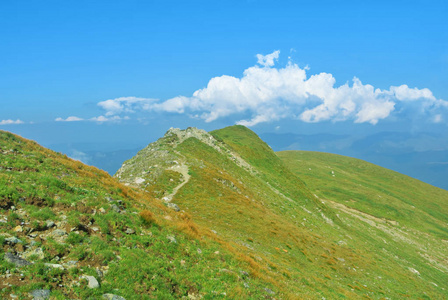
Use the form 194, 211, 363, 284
163, 163, 190, 202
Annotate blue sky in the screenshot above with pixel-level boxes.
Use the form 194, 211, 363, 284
1, 0, 448, 182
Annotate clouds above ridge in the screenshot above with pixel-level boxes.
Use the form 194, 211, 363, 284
0, 119, 24, 125
93, 51, 447, 127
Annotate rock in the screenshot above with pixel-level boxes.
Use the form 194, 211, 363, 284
99, 207, 106, 213
167, 235, 177, 243
64, 260, 78, 268
53, 229, 66, 237
13, 225, 23, 232
4, 253, 32, 266
44, 263, 64, 270
102, 294, 126, 300
29, 289, 50, 300
167, 203, 180, 212
244, 282, 250, 289
80, 275, 100, 289
197, 248, 202, 254
5, 237, 22, 244
23, 247, 45, 260
240, 271, 249, 278
125, 228, 135, 235
264, 288, 275, 295
111, 204, 121, 213
96, 268, 104, 278
46, 221, 55, 228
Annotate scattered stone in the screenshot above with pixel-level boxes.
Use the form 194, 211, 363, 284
44, 263, 64, 270
23, 248, 45, 260
5, 237, 22, 244
180, 260, 186, 266
409, 267, 420, 275
96, 268, 104, 278
167, 203, 180, 212
91, 227, 100, 232
46, 221, 55, 228
80, 275, 100, 289
214, 251, 220, 255
197, 248, 202, 254
102, 294, 126, 300
125, 228, 135, 235
4, 253, 32, 266
264, 288, 275, 295
244, 282, 250, 289
13, 225, 23, 232
240, 271, 249, 278
53, 229, 66, 236
64, 260, 78, 268
211, 230, 217, 234
111, 204, 121, 213
29, 233, 38, 238
29, 289, 50, 300
167, 235, 177, 243
164, 215, 173, 221
99, 208, 106, 213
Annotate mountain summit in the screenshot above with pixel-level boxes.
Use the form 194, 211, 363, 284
115, 125, 448, 298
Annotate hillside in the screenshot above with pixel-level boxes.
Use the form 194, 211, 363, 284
116, 125, 448, 299
0, 130, 287, 299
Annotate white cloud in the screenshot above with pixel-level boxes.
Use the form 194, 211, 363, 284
0, 119, 24, 125
256, 50, 280, 67
90, 115, 124, 122
55, 116, 83, 122
96, 50, 448, 126
390, 85, 436, 101
98, 96, 157, 116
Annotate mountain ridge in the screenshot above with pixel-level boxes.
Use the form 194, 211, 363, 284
1, 126, 447, 299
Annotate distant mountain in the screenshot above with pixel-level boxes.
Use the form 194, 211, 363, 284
261, 131, 448, 190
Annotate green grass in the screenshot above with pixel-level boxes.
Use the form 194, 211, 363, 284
2, 126, 448, 299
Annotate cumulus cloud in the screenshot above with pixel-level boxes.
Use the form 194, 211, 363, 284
55, 116, 83, 122
0, 119, 24, 125
256, 50, 280, 67
96, 51, 447, 126
98, 97, 157, 116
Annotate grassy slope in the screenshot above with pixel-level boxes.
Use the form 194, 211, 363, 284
117, 125, 448, 298
0, 130, 281, 299
278, 150, 448, 295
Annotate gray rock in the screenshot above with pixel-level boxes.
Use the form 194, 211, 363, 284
166, 235, 177, 243
102, 294, 126, 300
243, 282, 250, 289
264, 288, 275, 295
80, 275, 100, 289
111, 204, 121, 213
44, 263, 64, 270
53, 229, 66, 236
29, 289, 50, 300
46, 221, 55, 228
4, 253, 32, 266
125, 228, 135, 235
5, 237, 22, 244
167, 203, 180, 212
